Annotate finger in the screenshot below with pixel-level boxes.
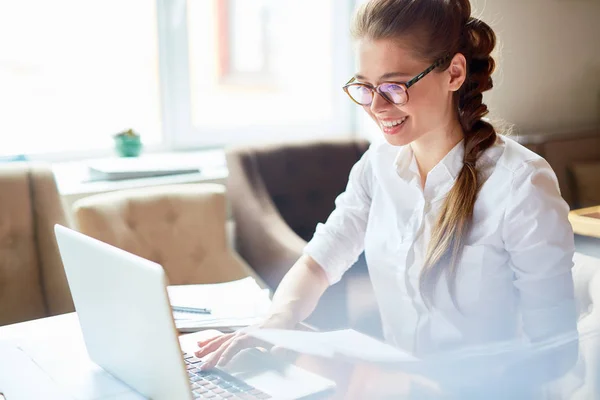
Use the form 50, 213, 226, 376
195, 334, 229, 357
200, 335, 239, 370
195, 334, 233, 358
196, 331, 226, 348
217, 333, 261, 367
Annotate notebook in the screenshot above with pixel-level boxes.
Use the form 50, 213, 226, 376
86, 154, 203, 181
167, 277, 272, 332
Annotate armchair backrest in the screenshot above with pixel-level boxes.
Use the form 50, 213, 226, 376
229, 138, 370, 242
73, 184, 259, 285
0, 163, 74, 326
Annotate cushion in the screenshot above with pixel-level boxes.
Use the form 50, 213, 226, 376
569, 162, 600, 208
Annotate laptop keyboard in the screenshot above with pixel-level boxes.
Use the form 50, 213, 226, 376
184, 352, 272, 399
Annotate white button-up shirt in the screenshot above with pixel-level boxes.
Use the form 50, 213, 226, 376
304, 135, 577, 357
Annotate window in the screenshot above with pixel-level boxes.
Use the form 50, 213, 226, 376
0, 0, 162, 157
0, 0, 354, 159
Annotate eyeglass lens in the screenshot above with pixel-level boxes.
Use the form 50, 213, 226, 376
347, 83, 407, 105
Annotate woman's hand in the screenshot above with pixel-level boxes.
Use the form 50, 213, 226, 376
344, 363, 444, 399
195, 256, 330, 370
194, 313, 296, 370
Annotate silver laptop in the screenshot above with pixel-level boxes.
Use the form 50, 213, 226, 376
54, 224, 336, 400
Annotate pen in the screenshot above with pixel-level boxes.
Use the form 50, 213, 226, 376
172, 306, 212, 314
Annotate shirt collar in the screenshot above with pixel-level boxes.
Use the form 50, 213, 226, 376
394, 139, 465, 180
393, 140, 465, 201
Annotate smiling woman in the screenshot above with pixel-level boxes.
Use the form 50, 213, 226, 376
194, 0, 580, 398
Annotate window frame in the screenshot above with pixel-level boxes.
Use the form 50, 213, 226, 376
21, 0, 356, 162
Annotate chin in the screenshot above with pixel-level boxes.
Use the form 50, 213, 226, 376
383, 135, 413, 147
380, 125, 415, 147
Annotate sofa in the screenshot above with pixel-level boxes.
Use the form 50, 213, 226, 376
0, 163, 74, 326
72, 183, 267, 287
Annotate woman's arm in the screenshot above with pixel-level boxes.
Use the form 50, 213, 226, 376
197, 148, 375, 368
501, 157, 579, 386
263, 254, 331, 329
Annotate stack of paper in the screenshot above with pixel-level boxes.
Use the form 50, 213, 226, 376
167, 277, 272, 333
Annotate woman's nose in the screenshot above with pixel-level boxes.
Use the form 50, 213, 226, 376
369, 91, 393, 114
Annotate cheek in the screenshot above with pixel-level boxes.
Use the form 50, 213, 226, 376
363, 106, 379, 124
406, 83, 449, 119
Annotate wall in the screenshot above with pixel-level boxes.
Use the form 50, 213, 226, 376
473, 0, 600, 134
356, 0, 600, 139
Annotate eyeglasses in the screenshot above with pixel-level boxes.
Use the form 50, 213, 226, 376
343, 55, 450, 107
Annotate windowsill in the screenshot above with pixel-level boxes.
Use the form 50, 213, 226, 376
53, 148, 228, 197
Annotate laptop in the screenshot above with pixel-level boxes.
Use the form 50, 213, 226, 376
54, 224, 336, 400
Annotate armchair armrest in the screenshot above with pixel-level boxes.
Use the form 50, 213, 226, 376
226, 149, 307, 290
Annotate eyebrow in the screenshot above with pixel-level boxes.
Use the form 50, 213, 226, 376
355, 72, 411, 82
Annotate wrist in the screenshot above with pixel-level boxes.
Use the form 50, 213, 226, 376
261, 310, 298, 330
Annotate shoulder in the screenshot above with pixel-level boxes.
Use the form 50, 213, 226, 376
492, 136, 565, 210
492, 134, 554, 178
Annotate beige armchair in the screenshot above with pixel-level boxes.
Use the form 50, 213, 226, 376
72, 183, 265, 286
0, 163, 74, 326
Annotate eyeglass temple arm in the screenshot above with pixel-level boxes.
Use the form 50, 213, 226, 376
405, 56, 450, 89
344, 76, 356, 86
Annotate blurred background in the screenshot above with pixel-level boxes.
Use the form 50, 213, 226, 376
1, 0, 598, 160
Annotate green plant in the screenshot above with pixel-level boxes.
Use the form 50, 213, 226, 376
114, 128, 140, 138
113, 128, 142, 157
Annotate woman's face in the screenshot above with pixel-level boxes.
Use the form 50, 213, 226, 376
355, 38, 460, 147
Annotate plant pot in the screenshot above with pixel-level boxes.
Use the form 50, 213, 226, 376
114, 135, 142, 157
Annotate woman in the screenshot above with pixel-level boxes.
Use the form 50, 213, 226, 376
196, 0, 578, 397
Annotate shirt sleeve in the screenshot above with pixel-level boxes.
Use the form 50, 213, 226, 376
502, 158, 578, 343
303, 148, 373, 285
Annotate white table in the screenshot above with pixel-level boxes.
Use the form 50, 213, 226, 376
0, 312, 216, 400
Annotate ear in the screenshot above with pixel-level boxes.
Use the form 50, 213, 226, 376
447, 53, 467, 92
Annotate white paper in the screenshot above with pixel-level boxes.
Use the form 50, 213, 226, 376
167, 277, 271, 331
249, 329, 419, 364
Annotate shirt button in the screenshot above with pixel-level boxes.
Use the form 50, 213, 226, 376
423, 202, 431, 213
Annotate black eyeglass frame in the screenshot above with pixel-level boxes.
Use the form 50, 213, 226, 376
343, 55, 451, 106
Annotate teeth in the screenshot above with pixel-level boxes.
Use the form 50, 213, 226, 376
381, 117, 407, 128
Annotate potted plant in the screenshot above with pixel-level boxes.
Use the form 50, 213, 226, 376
113, 128, 142, 157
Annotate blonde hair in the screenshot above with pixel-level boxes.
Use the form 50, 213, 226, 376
353, 0, 497, 307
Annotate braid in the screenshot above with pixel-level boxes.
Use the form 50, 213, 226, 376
420, 14, 498, 307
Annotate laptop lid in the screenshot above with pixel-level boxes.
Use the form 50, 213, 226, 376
54, 224, 193, 400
